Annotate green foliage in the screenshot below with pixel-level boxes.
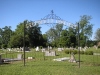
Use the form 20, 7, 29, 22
65, 50, 77, 54
76, 15, 93, 47
95, 28, 100, 41
84, 51, 93, 55
8, 20, 46, 48
40, 46, 43, 49
46, 24, 63, 46
2, 44, 7, 49
0, 26, 12, 48
98, 46, 100, 48
0, 15, 93, 48
65, 50, 70, 54
65, 50, 93, 55
73, 50, 77, 54
80, 51, 84, 54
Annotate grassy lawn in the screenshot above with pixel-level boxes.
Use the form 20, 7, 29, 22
0, 48, 100, 75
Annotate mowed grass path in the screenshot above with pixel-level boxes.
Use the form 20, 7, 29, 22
0, 48, 100, 75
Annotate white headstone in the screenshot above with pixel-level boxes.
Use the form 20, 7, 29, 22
36, 46, 39, 51
58, 48, 62, 51
17, 54, 23, 59
28, 57, 33, 59
50, 46, 52, 50
42, 48, 46, 52
48, 46, 49, 50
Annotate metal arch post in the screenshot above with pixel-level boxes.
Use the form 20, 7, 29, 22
23, 21, 26, 66
78, 22, 80, 68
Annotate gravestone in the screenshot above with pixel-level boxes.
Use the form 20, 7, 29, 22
42, 48, 46, 52
48, 46, 50, 50
28, 57, 33, 59
17, 54, 23, 60
50, 46, 52, 50
20, 47, 30, 51
36, 46, 39, 51
83, 47, 87, 51
7, 48, 11, 51
58, 48, 62, 51
45, 51, 56, 56
69, 53, 76, 63
78, 47, 82, 51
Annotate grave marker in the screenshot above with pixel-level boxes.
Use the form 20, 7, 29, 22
36, 46, 39, 51
69, 53, 76, 63
58, 48, 63, 51
45, 51, 56, 56
17, 54, 23, 60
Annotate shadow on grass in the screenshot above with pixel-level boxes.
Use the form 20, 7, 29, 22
0, 62, 11, 65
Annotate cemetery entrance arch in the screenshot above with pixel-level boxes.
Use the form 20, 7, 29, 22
24, 10, 80, 67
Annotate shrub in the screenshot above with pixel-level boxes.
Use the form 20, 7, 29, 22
40, 46, 43, 49
65, 50, 70, 54
73, 50, 77, 54
98, 46, 100, 48
65, 50, 78, 54
65, 50, 93, 55
80, 51, 84, 54
85, 51, 93, 55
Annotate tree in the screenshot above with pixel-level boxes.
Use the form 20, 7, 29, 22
95, 28, 100, 41
9, 20, 43, 48
77, 15, 93, 47
46, 24, 63, 46
59, 30, 68, 47
68, 27, 76, 47
42, 34, 48, 47
0, 26, 12, 48
9, 22, 26, 48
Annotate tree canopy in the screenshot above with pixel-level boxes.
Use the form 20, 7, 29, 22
95, 28, 100, 41
0, 15, 95, 48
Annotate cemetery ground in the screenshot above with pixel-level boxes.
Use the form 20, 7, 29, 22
0, 48, 100, 75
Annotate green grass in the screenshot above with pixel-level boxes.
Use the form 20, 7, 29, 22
0, 48, 100, 75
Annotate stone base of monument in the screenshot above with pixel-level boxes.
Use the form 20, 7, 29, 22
2, 54, 23, 63
28, 57, 33, 60
53, 57, 70, 61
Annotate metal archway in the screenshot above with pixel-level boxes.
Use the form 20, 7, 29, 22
24, 10, 80, 68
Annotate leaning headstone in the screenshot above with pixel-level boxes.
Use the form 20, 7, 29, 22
45, 51, 56, 56
69, 53, 76, 63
